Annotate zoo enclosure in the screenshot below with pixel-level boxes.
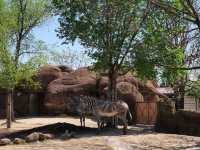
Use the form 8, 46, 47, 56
135, 101, 157, 125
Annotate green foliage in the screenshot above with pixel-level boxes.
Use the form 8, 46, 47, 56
186, 80, 200, 100
0, 48, 45, 90
10, 0, 51, 34
0, 0, 51, 91
53, 0, 188, 86
0, 49, 16, 89
53, 0, 148, 73
0, 0, 14, 49
134, 7, 187, 84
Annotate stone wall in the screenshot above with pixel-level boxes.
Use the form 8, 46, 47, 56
156, 100, 200, 136
0, 93, 6, 119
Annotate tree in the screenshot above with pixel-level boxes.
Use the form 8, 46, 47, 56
10, 0, 51, 122
148, 0, 200, 108
10, 0, 52, 67
150, 0, 200, 70
49, 48, 92, 69
133, 7, 188, 84
0, 0, 51, 128
0, 48, 46, 128
53, 0, 150, 101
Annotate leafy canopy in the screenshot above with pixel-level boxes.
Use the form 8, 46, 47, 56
135, 7, 187, 84
53, 0, 149, 74
0, 0, 50, 90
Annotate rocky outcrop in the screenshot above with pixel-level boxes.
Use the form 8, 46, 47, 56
37, 65, 63, 90
44, 68, 97, 114
0, 64, 165, 120
99, 80, 144, 122
57, 65, 73, 73
42, 66, 165, 118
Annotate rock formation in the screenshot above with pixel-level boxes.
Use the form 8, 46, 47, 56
0, 64, 165, 121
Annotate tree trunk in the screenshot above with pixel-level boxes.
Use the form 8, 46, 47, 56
6, 90, 12, 128
108, 71, 118, 101
11, 89, 15, 121
15, 39, 21, 67
108, 70, 118, 127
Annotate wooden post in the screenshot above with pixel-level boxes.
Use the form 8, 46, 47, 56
6, 91, 12, 128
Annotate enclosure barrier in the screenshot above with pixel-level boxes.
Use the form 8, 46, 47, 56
156, 100, 200, 136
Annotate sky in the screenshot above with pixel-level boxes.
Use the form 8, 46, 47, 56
32, 16, 86, 54
31, 16, 92, 68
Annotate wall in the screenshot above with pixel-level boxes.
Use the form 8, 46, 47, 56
0, 93, 7, 119
184, 96, 199, 111
156, 100, 200, 136
0, 92, 43, 119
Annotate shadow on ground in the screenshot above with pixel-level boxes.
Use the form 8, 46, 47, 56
0, 122, 154, 140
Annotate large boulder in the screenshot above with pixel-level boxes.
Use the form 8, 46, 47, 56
44, 68, 97, 114
57, 65, 73, 73
25, 132, 40, 143
101, 82, 144, 122
13, 138, 26, 144
117, 74, 141, 89
98, 74, 141, 95
37, 65, 63, 90
140, 80, 167, 101
0, 138, 12, 146
39, 133, 54, 141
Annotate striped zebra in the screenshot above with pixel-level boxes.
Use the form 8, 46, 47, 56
79, 95, 132, 134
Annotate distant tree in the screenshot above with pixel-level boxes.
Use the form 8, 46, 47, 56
0, 0, 51, 128
49, 48, 92, 69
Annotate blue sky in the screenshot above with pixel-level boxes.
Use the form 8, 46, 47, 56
32, 16, 86, 53
31, 16, 93, 68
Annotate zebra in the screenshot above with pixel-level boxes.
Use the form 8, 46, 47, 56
79, 95, 132, 134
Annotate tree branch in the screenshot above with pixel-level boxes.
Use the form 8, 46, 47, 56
150, 0, 196, 23
117, 0, 150, 70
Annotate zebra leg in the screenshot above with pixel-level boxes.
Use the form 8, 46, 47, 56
100, 120, 104, 129
100, 118, 107, 128
120, 113, 128, 135
83, 115, 85, 127
95, 114, 101, 134
80, 116, 83, 127
97, 119, 101, 134
115, 116, 119, 129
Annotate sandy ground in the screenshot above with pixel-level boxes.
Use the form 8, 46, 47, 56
0, 116, 200, 150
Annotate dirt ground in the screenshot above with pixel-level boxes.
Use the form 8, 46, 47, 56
0, 116, 200, 150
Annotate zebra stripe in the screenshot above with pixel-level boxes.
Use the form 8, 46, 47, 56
79, 95, 132, 134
